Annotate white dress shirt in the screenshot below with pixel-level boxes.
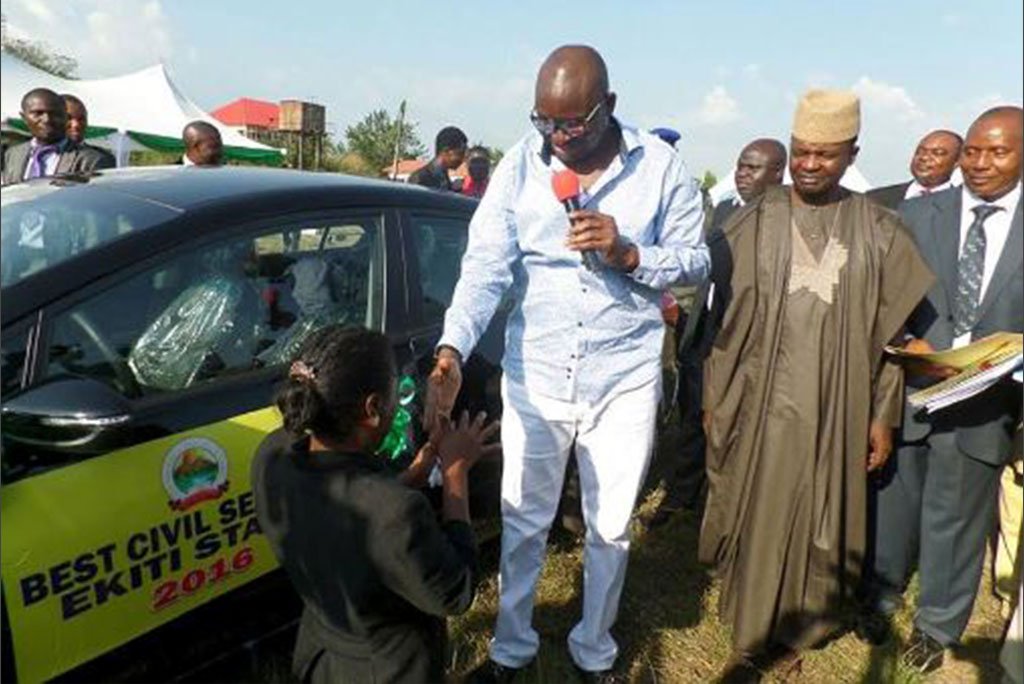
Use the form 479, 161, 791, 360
21, 138, 66, 180
440, 122, 708, 402
904, 178, 955, 200
953, 182, 1021, 347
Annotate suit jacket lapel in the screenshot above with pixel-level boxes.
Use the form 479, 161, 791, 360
977, 199, 1024, 320
933, 188, 961, 306
55, 146, 77, 175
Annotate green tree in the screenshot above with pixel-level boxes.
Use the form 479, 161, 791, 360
472, 141, 504, 167
700, 170, 718, 191
345, 108, 425, 175
1, 14, 77, 78
317, 135, 348, 173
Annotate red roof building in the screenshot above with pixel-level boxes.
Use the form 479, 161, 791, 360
211, 98, 280, 130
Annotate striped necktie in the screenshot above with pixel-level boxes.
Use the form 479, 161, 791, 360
952, 204, 1001, 337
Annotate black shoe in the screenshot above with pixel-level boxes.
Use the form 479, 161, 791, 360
644, 505, 682, 530
561, 512, 586, 536
573, 664, 626, 683
718, 653, 762, 683
467, 659, 527, 684
854, 610, 893, 646
901, 628, 945, 674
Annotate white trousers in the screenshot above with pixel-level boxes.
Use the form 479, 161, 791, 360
489, 375, 660, 671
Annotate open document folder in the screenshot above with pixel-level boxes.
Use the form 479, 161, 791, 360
886, 333, 1024, 413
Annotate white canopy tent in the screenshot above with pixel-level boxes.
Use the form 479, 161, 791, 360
0, 51, 283, 165
708, 163, 873, 207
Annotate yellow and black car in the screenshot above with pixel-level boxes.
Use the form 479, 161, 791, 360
0, 166, 504, 682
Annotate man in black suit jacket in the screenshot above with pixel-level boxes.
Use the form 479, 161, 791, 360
864, 107, 1023, 674
408, 126, 467, 191
1, 88, 113, 186
867, 130, 963, 210
647, 138, 785, 527
62, 93, 116, 168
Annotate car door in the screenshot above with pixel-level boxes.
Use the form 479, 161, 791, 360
398, 207, 506, 520
0, 208, 396, 683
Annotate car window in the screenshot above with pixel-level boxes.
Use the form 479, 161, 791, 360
43, 217, 382, 398
410, 214, 469, 324
0, 182, 182, 287
1, 328, 30, 399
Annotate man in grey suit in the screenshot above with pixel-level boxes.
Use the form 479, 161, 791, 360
867, 130, 963, 210
1, 88, 113, 186
862, 106, 1023, 674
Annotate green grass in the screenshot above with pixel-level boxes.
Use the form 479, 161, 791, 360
447, 419, 1008, 683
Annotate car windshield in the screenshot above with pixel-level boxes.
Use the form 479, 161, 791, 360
0, 181, 183, 288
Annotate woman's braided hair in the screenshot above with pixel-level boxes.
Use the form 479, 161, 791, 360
275, 325, 395, 443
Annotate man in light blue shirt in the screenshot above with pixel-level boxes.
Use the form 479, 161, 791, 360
426, 45, 708, 682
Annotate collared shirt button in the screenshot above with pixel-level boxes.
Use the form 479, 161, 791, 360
577, 321, 583, 327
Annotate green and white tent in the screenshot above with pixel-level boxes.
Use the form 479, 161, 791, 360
1, 51, 283, 165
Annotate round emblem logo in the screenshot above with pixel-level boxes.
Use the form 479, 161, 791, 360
162, 437, 229, 511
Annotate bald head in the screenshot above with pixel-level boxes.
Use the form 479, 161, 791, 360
961, 106, 1023, 201
734, 138, 786, 202
182, 120, 223, 166
533, 45, 617, 166
535, 45, 609, 105
909, 129, 962, 188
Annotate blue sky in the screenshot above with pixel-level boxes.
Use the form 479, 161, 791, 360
4, 0, 1022, 184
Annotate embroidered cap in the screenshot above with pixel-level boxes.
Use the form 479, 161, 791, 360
792, 89, 861, 144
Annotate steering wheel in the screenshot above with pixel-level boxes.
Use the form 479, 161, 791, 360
68, 311, 142, 398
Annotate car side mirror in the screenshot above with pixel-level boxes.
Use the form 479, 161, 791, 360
1, 376, 134, 453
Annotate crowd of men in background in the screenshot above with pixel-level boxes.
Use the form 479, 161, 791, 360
1, 74, 1022, 684
0, 86, 227, 184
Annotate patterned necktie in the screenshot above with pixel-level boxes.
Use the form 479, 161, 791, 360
952, 204, 1001, 337
26, 143, 61, 179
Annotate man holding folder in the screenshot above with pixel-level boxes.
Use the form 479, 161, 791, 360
864, 106, 1024, 675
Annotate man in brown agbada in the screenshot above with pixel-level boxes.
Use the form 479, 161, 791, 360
699, 90, 934, 675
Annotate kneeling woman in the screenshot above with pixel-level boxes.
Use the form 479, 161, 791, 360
252, 325, 498, 683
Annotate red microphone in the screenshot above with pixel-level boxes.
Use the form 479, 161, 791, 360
552, 169, 581, 211
551, 170, 600, 270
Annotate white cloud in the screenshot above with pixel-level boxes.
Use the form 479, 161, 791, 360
696, 85, 741, 126
4, 0, 178, 76
20, 0, 55, 23
851, 76, 925, 121
742, 63, 762, 79
963, 92, 1007, 114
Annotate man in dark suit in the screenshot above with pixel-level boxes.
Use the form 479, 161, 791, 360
408, 126, 467, 191
62, 93, 116, 168
182, 120, 224, 166
867, 130, 963, 210
646, 138, 785, 528
1, 88, 114, 186
863, 106, 1023, 674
